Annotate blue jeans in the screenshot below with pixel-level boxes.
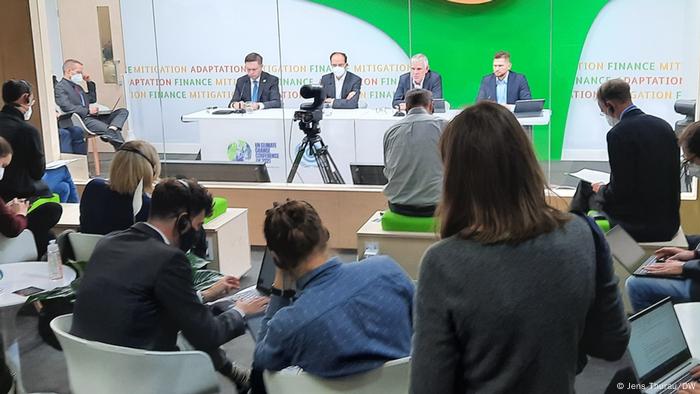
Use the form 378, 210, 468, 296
59, 126, 87, 155
42, 166, 79, 203
626, 275, 693, 312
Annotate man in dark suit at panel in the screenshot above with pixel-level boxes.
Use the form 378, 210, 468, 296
319, 52, 362, 109
570, 79, 680, 242
55, 59, 126, 149
392, 53, 442, 111
229, 52, 281, 110
71, 178, 268, 390
476, 51, 532, 104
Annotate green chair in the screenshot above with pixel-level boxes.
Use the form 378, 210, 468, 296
380, 210, 437, 233
204, 197, 228, 224
27, 193, 60, 214
587, 210, 611, 233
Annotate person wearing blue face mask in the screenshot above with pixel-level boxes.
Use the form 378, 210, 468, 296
54, 59, 128, 150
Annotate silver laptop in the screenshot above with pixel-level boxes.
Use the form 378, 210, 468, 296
605, 226, 677, 278
513, 99, 544, 118
628, 298, 699, 393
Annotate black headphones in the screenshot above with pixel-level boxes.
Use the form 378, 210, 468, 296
176, 179, 191, 234
118, 146, 157, 176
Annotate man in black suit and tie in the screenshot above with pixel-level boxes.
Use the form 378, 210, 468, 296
71, 178, 268, 390
392, 53, 443, 111
54, 59, 126, 149
319, 52, 362, 109
476, 51, 532, 105
570, 79, 680, 242
229, 53, 281, 110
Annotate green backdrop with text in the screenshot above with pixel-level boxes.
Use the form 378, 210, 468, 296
311, 0, 608, 160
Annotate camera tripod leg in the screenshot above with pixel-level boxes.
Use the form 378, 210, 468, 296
286, 137, 309, 183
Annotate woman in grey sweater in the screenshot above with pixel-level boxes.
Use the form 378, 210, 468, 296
410, 102, 630, 394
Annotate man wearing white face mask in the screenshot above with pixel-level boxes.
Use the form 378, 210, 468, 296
570, 79, 680, 243
55, 59, 127, 150
319, 52, 362, 109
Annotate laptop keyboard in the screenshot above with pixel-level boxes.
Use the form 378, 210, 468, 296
636, 256, 664, 274
230, 287, 262, 302
658, 369, 695, 394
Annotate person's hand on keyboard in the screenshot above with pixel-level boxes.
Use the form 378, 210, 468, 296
644, 260, 685, 277
236, 296, 270, 316
656, 247, 695, 261
202, 275, 241, 303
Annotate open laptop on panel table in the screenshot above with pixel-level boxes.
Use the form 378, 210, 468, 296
628, 298, 700, 394
605, 226, 680, 279
513, 99, 545, 118
350, 163, 388, 186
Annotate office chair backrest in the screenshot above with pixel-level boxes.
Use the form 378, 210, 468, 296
263, 356, 411, 394
0, 230, 37, 264
50, 314, 219, 394
67, 232, 103, 262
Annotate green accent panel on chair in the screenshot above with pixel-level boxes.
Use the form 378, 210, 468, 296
309, 0, 608, 160
381, 210, 437, 233
587, 210, 611, 233
27, 193, 60, 214
204, 197, 228, 224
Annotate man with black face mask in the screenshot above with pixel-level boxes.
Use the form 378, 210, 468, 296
71, 178, 268, 391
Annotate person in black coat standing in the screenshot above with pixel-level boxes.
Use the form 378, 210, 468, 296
571, 79, 680, 242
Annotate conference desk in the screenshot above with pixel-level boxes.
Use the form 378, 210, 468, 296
182, 108, 551, 183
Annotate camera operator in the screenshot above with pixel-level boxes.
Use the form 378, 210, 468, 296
250, 200, 414, 394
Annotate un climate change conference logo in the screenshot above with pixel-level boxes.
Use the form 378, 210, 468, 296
227, 140, 253, 162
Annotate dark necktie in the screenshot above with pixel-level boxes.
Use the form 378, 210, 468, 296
74, 85, 86, 107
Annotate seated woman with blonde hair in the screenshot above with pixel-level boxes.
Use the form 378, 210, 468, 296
80, 140, 160, 234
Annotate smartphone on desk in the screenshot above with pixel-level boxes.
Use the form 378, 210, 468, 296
13, 286, 44, 296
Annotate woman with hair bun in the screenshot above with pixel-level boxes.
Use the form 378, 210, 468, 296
250, 199, 415, 394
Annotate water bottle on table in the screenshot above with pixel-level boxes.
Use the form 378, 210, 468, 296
47, 240, 63, 280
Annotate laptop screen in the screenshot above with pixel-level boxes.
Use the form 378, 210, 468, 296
628, 299, 691, 384
256, 248, 277, 295
606, 226, 646, 272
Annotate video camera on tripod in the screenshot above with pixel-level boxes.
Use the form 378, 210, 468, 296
293, 85, 324, 134
287, 84, 345, 184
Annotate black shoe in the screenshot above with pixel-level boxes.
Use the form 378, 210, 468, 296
100, 135, 124, 150
227, 364, 251, 393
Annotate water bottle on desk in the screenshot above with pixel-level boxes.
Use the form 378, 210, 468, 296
47, 240, 63, 280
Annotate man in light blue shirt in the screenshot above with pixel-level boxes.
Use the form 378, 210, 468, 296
476, 51, 532, 104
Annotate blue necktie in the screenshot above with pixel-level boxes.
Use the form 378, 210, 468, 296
252, 80, 259, 102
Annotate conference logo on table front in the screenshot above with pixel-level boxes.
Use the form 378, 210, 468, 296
226, 140, 253, 162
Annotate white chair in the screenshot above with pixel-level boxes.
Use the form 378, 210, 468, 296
263, 357, 410, 394
0, 229, 37, 264
50, 314, 220, 394
67, 232, 103, 262
674, 302, 700, 358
